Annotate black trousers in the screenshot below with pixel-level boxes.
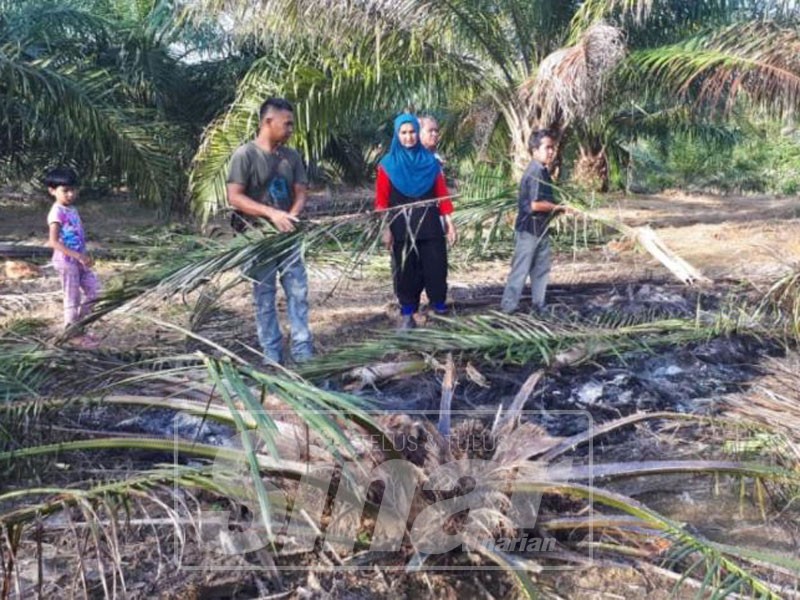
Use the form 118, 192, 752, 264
392, 236, 448, 309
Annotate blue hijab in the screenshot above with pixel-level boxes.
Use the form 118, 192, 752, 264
379, 114, 441, 198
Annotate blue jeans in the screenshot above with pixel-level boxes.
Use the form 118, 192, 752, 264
501, 230, 552, 313
246, 246, 313, 363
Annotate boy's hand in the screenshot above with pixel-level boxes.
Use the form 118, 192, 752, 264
79, 254, 94, 268
558, 205, 579, 216
531, 200, 560, 213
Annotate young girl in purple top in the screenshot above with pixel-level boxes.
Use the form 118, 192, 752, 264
45, 167, 101, 348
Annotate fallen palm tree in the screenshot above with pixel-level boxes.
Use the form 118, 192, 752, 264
2, 343, 799, 598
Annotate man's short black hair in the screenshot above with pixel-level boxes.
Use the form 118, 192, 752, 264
259, 97, 294, 121
529, 129, 558, 152
44, 166, 79, 188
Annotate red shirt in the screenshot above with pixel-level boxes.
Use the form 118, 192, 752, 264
374, 166, 453, 215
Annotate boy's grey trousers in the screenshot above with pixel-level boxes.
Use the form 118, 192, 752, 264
500, 230, 552, 313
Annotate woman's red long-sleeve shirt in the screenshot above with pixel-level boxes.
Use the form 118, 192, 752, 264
374, 166, 454, 215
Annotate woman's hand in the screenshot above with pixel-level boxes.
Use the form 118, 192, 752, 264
445, 218, 458, 246
382, 228, 393, 251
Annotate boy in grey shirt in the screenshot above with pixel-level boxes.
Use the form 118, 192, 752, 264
501, 130, 570, 314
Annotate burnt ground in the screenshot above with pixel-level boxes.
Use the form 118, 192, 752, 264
2, 190, 800, 598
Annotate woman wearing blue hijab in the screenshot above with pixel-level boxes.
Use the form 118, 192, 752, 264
375, 113, 457, 329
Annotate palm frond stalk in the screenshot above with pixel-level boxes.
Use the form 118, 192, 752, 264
300, 312, 726, 380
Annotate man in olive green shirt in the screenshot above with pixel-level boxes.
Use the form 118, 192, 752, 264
226, 97, 313, 363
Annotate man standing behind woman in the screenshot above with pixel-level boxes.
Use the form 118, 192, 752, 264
375, 114, 457, 329
418, 115, 443, 165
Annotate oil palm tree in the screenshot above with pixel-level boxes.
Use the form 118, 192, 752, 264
2, 322, 799, 597
187, 0, 800, 214
0, 0, 243, 212
544, 1, 800, 189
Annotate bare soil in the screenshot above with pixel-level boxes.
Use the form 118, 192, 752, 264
2, 189, 799, 599
593, 191, 800, 281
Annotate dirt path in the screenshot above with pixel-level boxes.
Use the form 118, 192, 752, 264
595, 191, 800, 282
3, 188, 796, 278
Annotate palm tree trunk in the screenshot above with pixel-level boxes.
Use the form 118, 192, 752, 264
505, 95, 538, 180
573, 143, 609, 192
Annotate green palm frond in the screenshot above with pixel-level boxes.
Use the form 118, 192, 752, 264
570, 0, 659, 34
0, 0, 235, 211
300, 312, 720, 379
0, 320, 65, 401
0, 342, 53, 401
0, 47, 179, 206
568, 0, 774, 43
81, 211, 384, 329
628, 21, 800, 118
449, 162, 516, 252
515, 480, 793, 598
189, 32, 478, 221
608, 103, 741, 145
77, 232, 231, 329
0, 461, 299, 530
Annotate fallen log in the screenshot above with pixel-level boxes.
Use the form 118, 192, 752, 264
0, 242, 120, 261
570, 207, 712, 286
0, 243, 50, 259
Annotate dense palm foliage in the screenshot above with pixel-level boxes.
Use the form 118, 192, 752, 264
0, 0, 247, 211
3, 0, 798, 212
185, 0, 800, 215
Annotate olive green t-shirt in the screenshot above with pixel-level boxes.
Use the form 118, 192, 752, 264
227, 141, 308, 213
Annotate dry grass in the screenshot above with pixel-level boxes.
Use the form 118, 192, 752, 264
3, 190, 800, 598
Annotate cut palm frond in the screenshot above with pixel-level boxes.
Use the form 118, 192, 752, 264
722, 352, 800, 460
754, 264, 800, 339
562, 191, 712, 285
300, 312, 720, 379
515, 480, 795, 599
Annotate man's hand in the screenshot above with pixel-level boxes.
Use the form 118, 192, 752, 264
227, 182, 298, 233
266, 207, 298, 233
382, 228, 393, 251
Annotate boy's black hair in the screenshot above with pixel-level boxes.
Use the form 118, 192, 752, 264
259, 97, 294, 121
529, 129, 558, 152
44, 166, 79, 188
